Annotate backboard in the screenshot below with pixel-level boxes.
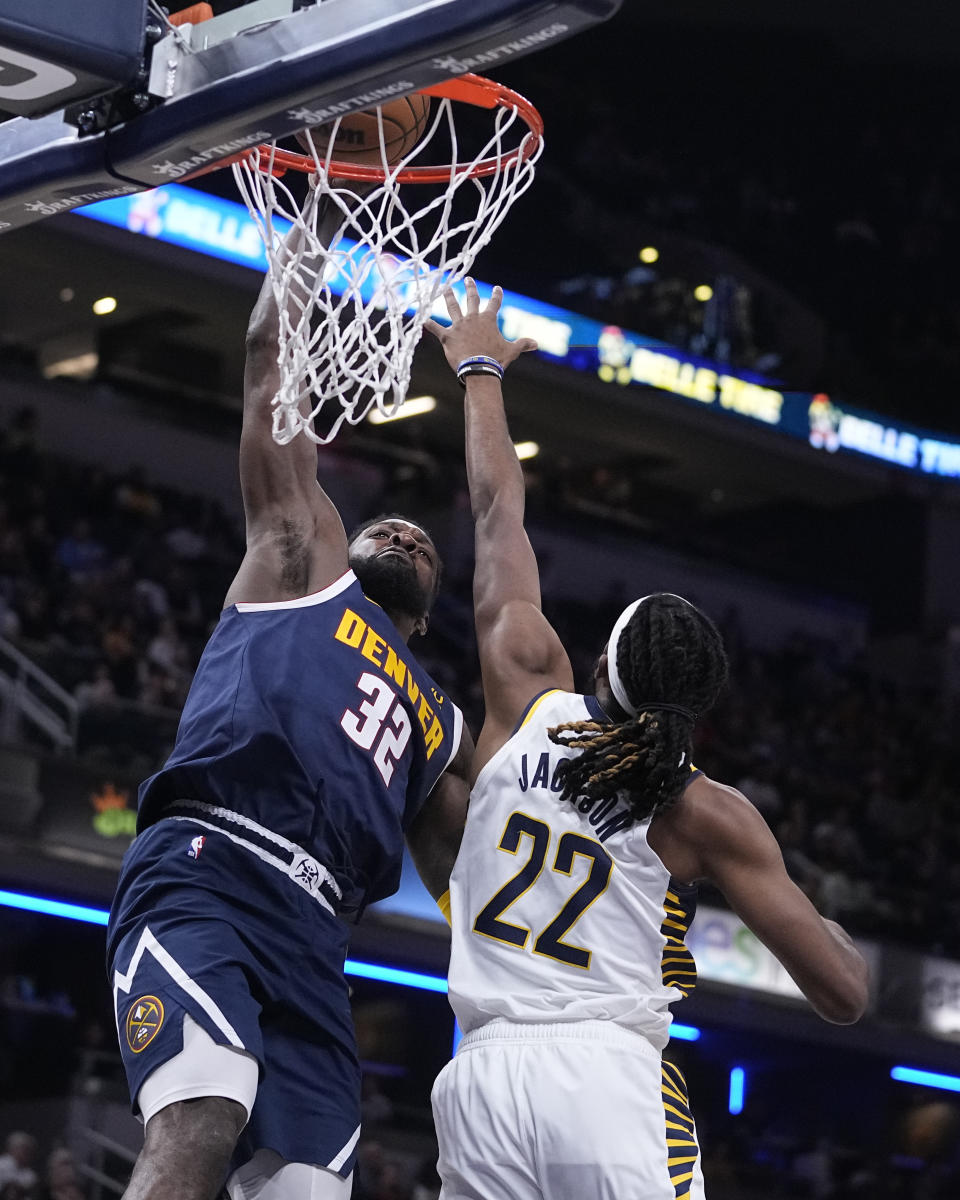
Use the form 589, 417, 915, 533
0, 0, 622, 235
0, 0, 148, 117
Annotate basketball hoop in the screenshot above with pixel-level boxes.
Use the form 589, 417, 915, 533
229, 75, 544, 445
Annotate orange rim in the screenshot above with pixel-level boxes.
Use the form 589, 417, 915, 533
222, 74, 543, 184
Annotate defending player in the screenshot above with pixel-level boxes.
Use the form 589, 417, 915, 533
424, 280, 869, 1200
106, 200, 472, 1200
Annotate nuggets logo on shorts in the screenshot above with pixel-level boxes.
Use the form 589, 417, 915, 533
126, 995, 164, 1053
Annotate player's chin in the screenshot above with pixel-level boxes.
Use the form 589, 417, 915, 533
352, 554, 428, 615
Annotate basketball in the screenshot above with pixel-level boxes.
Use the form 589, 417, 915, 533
295, 93, 431, 167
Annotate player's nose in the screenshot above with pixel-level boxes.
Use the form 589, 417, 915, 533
391, 528, 416, 549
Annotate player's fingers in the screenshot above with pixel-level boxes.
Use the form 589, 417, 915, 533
464, 277, 480, 314
443, 287, 463, 321
423, 318, 445, 341
484, 284, 503, 315
502, 338, 538, 366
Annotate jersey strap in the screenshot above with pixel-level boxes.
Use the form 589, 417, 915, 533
511, 688, 564, 737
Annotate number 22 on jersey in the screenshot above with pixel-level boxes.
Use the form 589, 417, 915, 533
473, 811, 613, 970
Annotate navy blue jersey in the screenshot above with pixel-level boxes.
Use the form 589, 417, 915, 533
138, 570, 462, 911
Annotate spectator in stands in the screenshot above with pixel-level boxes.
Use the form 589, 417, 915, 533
114, 466, 162, 523
100, 615, 138, 699
0, 1132, 38, 1196
54, 520, 107, 581
74, 662, 117, 709
39, 1148, 84, 1200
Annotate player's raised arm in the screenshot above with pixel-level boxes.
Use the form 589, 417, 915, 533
225, 196, 350, 606
426, 281, 573, 762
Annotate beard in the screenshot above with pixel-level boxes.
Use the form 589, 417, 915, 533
350, 550, 430, 622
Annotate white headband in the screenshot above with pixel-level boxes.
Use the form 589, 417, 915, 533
606, 593, 700, 721
606, 596, 649, 717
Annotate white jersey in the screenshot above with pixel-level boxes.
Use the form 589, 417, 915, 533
446, 689, 699, 1050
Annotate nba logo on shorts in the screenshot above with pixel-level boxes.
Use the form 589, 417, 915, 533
187, 835, 206, 859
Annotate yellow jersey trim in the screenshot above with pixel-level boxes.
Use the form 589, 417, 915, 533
518, 688, 563, 731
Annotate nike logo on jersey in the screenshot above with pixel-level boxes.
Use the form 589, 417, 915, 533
518, 750, 634, 843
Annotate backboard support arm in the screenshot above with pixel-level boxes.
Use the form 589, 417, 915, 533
0, 0, 621, 235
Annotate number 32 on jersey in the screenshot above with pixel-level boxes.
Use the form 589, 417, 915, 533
473, 811, 613, 970
340, 671, 412, 785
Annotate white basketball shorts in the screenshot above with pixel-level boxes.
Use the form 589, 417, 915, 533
431, 1020, 706, 1200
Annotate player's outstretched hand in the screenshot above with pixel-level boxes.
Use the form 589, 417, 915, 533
424, 278, 537, 374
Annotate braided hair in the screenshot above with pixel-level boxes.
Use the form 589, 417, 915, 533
548, 594, 728, 821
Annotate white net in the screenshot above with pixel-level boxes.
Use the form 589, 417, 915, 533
231, 85, 543, 445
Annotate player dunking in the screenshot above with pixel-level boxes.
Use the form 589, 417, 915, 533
425, 281, 869, 1200
106, 204, 472, 1200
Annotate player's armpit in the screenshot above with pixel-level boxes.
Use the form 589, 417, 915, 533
405, 726, 474, 900
681, 779, 869, 1024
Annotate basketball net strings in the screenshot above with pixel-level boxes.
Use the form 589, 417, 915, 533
232, 98, 542, 445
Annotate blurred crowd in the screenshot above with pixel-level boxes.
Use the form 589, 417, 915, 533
0, 1132, 83, 1200
0, 407, 242, 771
2, 408, 960, 958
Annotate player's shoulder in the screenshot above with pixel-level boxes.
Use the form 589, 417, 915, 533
676, 771, 760, 829
667, 772, 774, 866
651, 772, 769, 883
683, 769, 747, 806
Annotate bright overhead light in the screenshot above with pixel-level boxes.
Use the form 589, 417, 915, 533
694, 285, 713, 302
514, 441, 539, 460
367, 395, 437, 424
92, 296, 117, 315
639, 246, 659, 263
42, 351, 99, 380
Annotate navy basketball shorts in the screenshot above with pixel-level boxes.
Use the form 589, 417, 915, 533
107, 819, 362, 1178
